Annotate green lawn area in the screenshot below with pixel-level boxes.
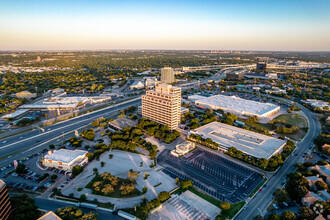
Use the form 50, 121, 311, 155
85, 174, 141, 198
274, 114, 308, 141
188, 187, 246, 219
274, 114, 308, 128
220, 201, 246, 219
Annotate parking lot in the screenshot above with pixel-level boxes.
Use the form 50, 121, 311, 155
0, 148, 69, 193
158, 148, 264, 203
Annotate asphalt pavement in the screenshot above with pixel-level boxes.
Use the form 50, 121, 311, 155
236, 103, 321, 220
0, 98, 141, 168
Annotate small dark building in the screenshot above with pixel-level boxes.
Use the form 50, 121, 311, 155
226, 72, 244, 80
0, 179, 12, 220
256, 62, 267, 73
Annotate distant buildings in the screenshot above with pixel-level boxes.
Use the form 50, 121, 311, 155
226, 72, 244, 80
142, 84, 181, 130
189, 94, 280, 118
191, 121, 286, 159
130, 80, 145, 90
15, 91, 37, 99
0, 179, 12, 220
42, 149, 88, 171
256, 62, 267, 73
1, 109, 29, 120
304, 99, 329, 109
161, 67, 175, 84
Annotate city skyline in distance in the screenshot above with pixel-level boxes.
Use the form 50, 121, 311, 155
1, 0, 330, 51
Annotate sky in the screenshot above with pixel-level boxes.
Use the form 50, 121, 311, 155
0, 0, 330, 51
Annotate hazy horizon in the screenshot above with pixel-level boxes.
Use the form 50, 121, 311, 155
1, 0, 330, 51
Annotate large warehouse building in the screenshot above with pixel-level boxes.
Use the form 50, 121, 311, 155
189, 94, 280, 118
191, 122, 286, 159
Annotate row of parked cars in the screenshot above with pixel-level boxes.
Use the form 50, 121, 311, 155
45, 167, 66, 174
273, 201, 296, 210
5, 181, 41, 192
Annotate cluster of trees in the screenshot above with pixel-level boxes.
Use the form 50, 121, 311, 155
109, 126, 158, 158
275, 125, 299, 134
0, 96, 24, 114
55, 206, 98, 220
188, 133, 219, 150
67, 137, 83, 148
227, 140, 296, 171
10, 194, 41, 220
287, 103, 302, 113
315, 133, 330, 156
137, 118, 180, 144
72, 165, 84, 176
91, 172, 138, 196
81, 128, 95, 141
16, 163, 28, 174
91, 117, 107, 128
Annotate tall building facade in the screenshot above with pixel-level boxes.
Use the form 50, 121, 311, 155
256, 62, 267, 73
142, 84, 181, 130
161, 67, 175, 84
0, 180, 12, 220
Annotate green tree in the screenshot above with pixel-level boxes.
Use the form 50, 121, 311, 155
315, 181, 328, 191
158, 191, 171, 202
180, 180, 193, 189
72, 165, 84, 176
10, 194, 40, 220
273, 188, 289, 203
297, 206, 314, 220
280, 210, 296, 220
51, 174, 58, 180
80, 194, 87, 202
16, 163, 28, 174
268, 213, 280, 220
220, 201, 231, 211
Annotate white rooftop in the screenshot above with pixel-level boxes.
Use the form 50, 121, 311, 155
193, 122, 286, 159
44, 149, 87, 164
2, 109, 29, 119
192, 94, 280, 117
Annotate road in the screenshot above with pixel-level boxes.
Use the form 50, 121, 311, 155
236, 103, 321, 219
34, 198, 124, 220
0, 97, 141, 168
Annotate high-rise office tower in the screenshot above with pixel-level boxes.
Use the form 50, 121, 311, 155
0, 179, 12, 220
161, 67, 175, 84
142, 84, 181, 130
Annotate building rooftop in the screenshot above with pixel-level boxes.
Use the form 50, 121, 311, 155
192, 122, 286, 159
38, 211, 62, 220
2, 109, 29, 119
108, 117, 138, 130
192, 94, 280, 117
0, 179, 5, 189
44, 149, 87, 164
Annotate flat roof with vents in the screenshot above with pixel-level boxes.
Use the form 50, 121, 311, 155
190, 94, 280, 118
192, 122, 286, 159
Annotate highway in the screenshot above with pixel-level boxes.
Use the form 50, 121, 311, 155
34, 198, 124, 220
0, 97, 141, 168
236, 103, 321, 219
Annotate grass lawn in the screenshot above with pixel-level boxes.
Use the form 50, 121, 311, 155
220, 201, 246, 219
85, 174, 141, 198
189, 187, 222, 208
274, 114, 307, 128
274, 114, 308, 141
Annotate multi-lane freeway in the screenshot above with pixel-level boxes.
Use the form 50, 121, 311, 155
236, 103, 321, 219
0, 97, 141, 168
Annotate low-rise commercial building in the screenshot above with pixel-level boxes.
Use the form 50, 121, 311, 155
0, 179, 12, 220
190, 94, 280, 118
38, 211, 62, 220
130, 80, 145, 90
42, 149, 88, 171
191, 122, 286, 159
1, 109, 29, 120
16, 91, 37, 99
171, 141, 195, 157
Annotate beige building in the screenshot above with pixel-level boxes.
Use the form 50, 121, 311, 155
142, 84, 181, 130
161, 67, 175, 84
16, 91, 37, 99
42, 149, 88, 171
